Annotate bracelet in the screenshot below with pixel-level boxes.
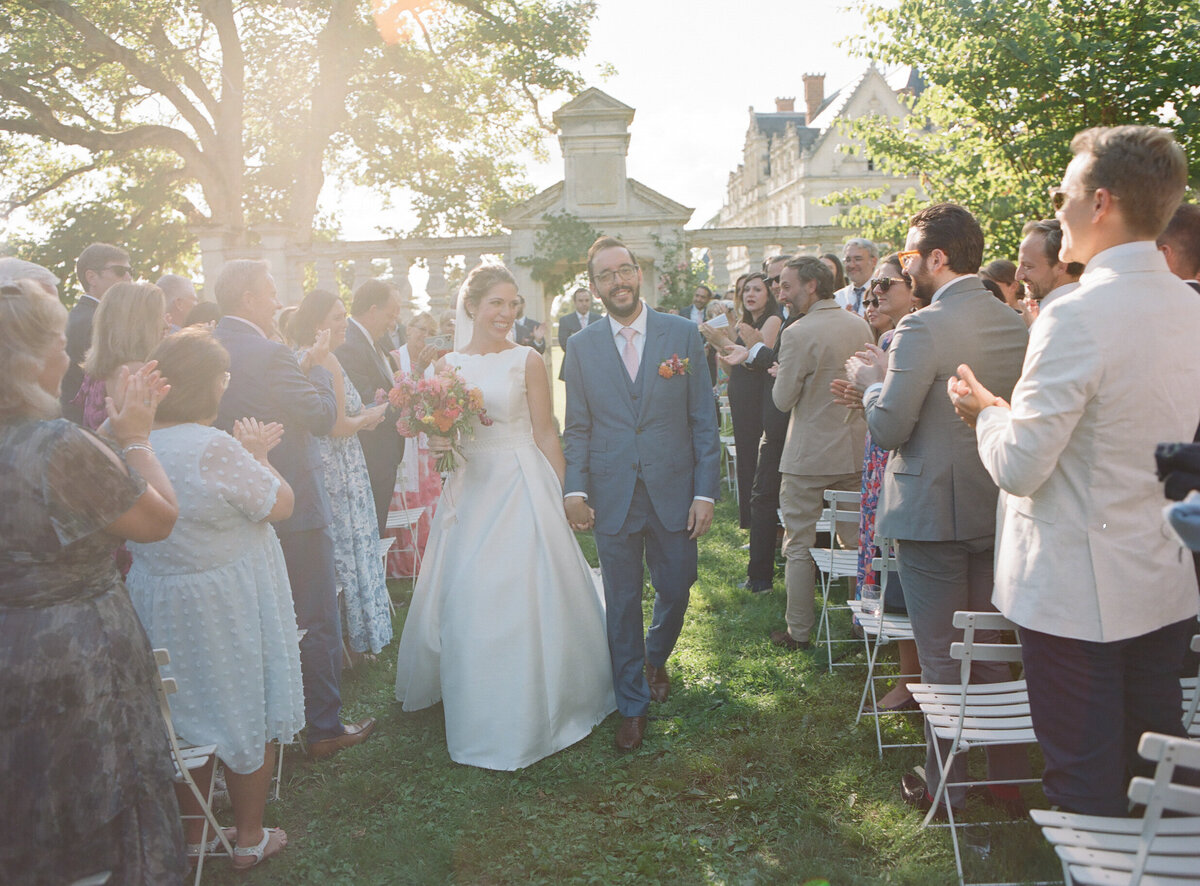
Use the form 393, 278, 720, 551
123, 442, 155, 456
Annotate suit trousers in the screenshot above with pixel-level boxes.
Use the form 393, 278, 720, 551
278, 527, 344, 741
746, 434, 784, 585
895, 536, 1030, 808
1020, 618, 1195, 816
779, 471, 859, 641
594, 479, 697, 718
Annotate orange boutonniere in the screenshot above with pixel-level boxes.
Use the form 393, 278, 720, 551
658, 354, 691, 378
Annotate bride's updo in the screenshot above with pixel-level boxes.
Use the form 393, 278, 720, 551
459, 264, 515, 319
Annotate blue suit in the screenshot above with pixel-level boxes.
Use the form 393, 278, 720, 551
563, 307, 720, 716
214, 316, 346, 741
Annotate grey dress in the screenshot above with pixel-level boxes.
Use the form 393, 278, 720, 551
0, 418, 187, 885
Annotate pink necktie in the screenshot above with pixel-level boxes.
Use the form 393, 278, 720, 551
619, 326, 639, 381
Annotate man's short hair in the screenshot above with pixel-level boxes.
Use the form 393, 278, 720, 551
908, 203, 985, 274
785, 255, 835, 300
157, 273, 195, 302
75, 242, 128, 291
586, 236, 638, 283
1022, 219, 1085, 276
762, 254, 791, 274
572, 287, 590, 299
214, 259, 270, 315
350, 279, 394, 317
1070, 125, 1188, 238
843, 237, 879, 260
0, 257, 59, 294
1157, 204, 1200, 277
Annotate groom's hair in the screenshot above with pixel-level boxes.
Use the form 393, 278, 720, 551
586, 236, 638, 284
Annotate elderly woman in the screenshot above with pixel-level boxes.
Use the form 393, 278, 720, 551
75, 281, 167, 429
0, 279, 186, 883
125, 329, 304, 870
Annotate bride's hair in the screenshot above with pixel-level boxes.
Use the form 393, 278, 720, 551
459, 264, 515, 319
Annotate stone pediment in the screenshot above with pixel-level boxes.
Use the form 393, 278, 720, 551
553, 88, 636, 126
501, 178, 692, 228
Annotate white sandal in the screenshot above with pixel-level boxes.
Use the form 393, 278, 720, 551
231, 827, 287, 871
186, 827, 236, 858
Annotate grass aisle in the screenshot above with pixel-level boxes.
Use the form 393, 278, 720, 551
207, 497, 1060, 885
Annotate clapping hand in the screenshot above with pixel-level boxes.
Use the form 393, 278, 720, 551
736, 322, 763, 347
698, 322, 731, 349
717, 343, 750, 367
234, 417, 285, 461
830, 377, 864, 410
946, 363, 1008, 429
309, 328, 333, 366
846, 343, 887, 389
359, 403, 388, 430
106, 361, 170, 446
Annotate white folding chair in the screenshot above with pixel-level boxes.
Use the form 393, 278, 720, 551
720, 435, 737, 495
377, 536, 398, 616
810, 489, 861, 673
1031, 732, 1200, 886
152, 649, 234, 885
1181, 634, 1199, 739
907, 611, 1041, 886
384, 505, 426, 580
848, 537, 922, 758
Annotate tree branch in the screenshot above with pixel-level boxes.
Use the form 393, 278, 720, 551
146, 19, 221, 121
0, 159, 102, 218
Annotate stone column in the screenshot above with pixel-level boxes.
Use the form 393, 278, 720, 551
425, 254, 449, 311
255, 225, 296, 305
709, 244, 729, 292
390, 255, 414, 311
316, 257, 337, 294
191, 224, 234, 301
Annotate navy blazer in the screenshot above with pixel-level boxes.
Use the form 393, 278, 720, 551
61, 296, 98, 422
215, 316, 338, 535
334, 321, 404, 484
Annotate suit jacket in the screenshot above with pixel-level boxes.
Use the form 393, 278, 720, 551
215, 316, 338, 535
514, 317, 546, 353
563, 308, 720, 536
747, 312, 799, 444
866, 276, 1028, 541
335, 321, 405, 490
834, 282, 868, 316
976, 242, 1200, 642
772, 299, 870, 475
62, 295, 98, 422
557, 311, 598, 380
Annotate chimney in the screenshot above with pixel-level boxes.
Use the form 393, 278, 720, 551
803, 73, 825, 124
774, 96, 795, 113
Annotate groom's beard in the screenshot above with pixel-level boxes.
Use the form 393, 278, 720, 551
600, 286, 640, 319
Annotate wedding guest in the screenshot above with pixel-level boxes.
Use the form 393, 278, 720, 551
0, 279, 186, 884
126, 329, 304, 869
835, 238, 878, 315
437, 309, 456, 337
1157, 203, 1200, 292
0, 257, 58, 297
1014, 218, 1083, 327
75, 281, 167, 429
185, 300, 222, 328
513, 294, 547, 353
214, 259, 376, 761
63, 242, 132, 421
293, 289, 393, 657
158, 273, 199, 333
821, 252, 848, 291
385, 312, 443, 578
557, 287, 598, 380
949, 125, 1200, 816
980, 258, 1023, 310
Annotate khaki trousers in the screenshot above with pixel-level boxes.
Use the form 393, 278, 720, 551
778, 471, 860, 641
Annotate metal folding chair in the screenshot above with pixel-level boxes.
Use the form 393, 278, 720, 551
810, 488, 861, 673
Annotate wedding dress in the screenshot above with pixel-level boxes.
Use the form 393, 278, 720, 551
394, 344, 615, 770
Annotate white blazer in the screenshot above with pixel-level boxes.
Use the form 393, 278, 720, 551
976, 241, 1200, 642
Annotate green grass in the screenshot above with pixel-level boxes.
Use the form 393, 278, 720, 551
204, 497, 1062, 885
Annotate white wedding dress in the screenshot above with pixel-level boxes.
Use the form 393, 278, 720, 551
394, 345, 616, 770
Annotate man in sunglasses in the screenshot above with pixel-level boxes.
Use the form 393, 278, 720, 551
62, 242, 133, 423
948, 125, 1200, 817
848, 202, 1029, 817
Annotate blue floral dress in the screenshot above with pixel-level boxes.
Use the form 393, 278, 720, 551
318, 370, 394, 654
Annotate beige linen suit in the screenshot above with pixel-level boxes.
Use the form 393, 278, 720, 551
864, 275, 1028, 807
772, 298, 871, 641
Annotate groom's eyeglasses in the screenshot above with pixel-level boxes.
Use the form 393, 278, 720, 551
594, 264, 639, 286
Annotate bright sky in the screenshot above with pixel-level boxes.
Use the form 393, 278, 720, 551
339, 0, 874, 238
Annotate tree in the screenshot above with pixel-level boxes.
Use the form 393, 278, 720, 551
830, 0, 1200, 257
0, 0, 596, 280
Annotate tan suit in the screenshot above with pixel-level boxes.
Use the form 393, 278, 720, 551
771, 299, 871, 641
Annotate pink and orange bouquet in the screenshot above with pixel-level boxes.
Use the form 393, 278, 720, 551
386, 366, 492, 472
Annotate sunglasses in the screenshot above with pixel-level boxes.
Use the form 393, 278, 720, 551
767, 275, 780, 286
863, 297, 880, 308
869, 275, 910, 293
103, 264, 134, 278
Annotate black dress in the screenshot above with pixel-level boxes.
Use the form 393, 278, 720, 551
726, 312, 779, 528
0, 419, 187, 885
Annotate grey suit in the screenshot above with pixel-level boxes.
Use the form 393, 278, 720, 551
864, 275, 1029, 808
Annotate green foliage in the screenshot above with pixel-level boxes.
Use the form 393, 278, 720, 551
830, 0, 1200, 258
514, 210, 599, 299
651, 230, 712, 312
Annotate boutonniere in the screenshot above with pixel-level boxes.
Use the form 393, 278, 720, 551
657, 354, 691, 379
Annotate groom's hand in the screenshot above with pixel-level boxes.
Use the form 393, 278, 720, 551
564, 496, 595, 532
687, 499, 715, 540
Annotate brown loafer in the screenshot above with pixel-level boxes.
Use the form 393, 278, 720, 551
770, 629, 811, 651
307, 717, 377, 761
615, 715, 647, 751
645, 662, 670, 703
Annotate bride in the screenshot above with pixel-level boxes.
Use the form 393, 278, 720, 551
394, 263, 616, 770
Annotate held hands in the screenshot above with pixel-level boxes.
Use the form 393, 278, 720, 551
687, 499, 715, 540
564, 496, 595, 532
106, 361, 170, 446
845, 342, 887, 389
233, 417, 285, 461
946, 363, 1008, 429
830, 377, 864, 410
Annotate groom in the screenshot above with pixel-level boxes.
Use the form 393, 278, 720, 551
563, 235, 721, 751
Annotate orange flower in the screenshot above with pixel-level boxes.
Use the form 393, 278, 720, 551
433, 409, 456, 433
658, 363, 673, 378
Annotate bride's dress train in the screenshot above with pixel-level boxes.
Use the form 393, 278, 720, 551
394, 345, 615, 770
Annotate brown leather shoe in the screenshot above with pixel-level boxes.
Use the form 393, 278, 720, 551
307, 717, 377, 760
614, 716, 647, 751
770, 629, 811, 651
645, 662, 670, 703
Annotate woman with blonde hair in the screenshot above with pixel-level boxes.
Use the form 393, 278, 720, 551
75, 281, 167, 429
0, 279, 187, 883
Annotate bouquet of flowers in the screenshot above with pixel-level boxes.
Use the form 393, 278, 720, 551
385, 366, 492, 472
